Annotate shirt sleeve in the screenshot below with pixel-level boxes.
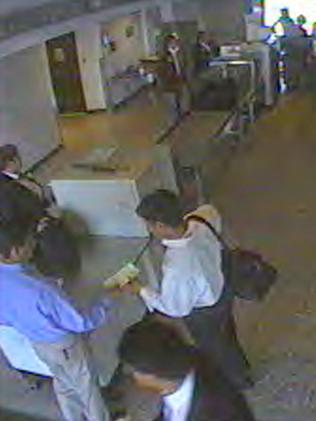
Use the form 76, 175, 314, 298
139, 268, 199, 317
38, 289, 112, 333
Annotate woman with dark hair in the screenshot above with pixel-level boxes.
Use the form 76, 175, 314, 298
119, 319, 256, 421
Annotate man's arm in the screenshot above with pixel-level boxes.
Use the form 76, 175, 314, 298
139, 268, 198, 317
39, 288, 112, 333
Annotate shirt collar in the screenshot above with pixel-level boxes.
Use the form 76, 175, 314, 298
164, 371, 195, 410
2, 171, 19, 180
161, 222, 195, 248
168, 47, 180, 55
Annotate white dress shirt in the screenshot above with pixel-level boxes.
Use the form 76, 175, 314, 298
140, 205, 224, 317
163, 372, 195, 421
2, 171, 18, 180
168, 47, 182, 76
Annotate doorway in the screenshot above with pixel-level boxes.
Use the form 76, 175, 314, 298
46, 32, 86, 114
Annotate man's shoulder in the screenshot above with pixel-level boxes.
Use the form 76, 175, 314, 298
185, 204, 220, 223
185, 205, 222, 235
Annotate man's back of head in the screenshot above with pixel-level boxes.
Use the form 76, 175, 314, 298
136, 189, 184, 228
119, 319, 197, 384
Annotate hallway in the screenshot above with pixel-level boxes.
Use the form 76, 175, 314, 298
214, 92, 316, 420
2, 92, 316, 420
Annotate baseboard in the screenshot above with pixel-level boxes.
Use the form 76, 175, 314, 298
27, 144, 64, 174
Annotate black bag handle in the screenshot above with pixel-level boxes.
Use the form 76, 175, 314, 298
186, 214, 230, 251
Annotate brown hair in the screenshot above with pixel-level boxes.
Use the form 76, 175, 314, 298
0, 144, 19, 171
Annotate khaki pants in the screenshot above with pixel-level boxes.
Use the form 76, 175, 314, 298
33, 335, 109, 421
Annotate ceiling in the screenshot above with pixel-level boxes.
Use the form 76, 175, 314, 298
0, 0, 54, 16
0, 0, 149, 16
0, 0, 147, 42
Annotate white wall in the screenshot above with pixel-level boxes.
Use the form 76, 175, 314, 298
198, 0, 246, 42
141, 6, 162, 55
0, 45, 60, 169
173, 1, 201, 22
101, 13, 145, 77
76, 24, 106, 111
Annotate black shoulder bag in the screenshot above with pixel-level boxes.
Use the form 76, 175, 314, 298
187, 215, 278, 301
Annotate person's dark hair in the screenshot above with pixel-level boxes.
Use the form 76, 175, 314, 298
136, 189, 184, 228
0, 144, 19, 171
32, 219, 81, 280
0, 222, 31, 259
118, 319, 197, 381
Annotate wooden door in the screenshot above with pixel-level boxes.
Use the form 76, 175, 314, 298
46, 32, 86, 113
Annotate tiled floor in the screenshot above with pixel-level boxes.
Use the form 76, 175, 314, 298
3, 90, 316, 420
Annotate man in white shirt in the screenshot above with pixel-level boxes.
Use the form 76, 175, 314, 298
131, 189, 252, 390
118, 319, 256, 421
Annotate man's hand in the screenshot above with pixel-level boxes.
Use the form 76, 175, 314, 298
104, 285, 124, 298
119, 278, 142, 295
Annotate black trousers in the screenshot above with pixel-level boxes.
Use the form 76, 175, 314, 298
183, 289, 251, 390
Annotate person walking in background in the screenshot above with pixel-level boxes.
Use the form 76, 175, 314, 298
158, 34, 190, 124
119, 319, 256, 421
0, 222, 111, 421
122, 189, 252, 390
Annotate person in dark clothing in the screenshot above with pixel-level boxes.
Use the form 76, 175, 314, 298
158, 34, 190, 122
119, 319, 256, 421
0, 150, 44, 228
193, 31, 219, 74
0, 144, 80, 280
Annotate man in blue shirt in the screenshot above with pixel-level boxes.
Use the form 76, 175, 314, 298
0, 223, 110, 421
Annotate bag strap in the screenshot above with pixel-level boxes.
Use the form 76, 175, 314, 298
186, 214, 229, 250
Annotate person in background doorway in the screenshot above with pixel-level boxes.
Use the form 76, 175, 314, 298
0, 222, 111, 421
121, 189, 252, 390
119, 319, 256, 421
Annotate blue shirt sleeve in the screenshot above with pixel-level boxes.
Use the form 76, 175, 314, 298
38, 288, 111, 334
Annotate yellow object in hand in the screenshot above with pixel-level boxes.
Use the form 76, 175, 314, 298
103, 263, 140, 289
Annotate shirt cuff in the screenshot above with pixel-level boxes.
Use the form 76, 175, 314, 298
139, 287, 157, 312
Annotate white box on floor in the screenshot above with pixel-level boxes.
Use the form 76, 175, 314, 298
50, 149, 165, 237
